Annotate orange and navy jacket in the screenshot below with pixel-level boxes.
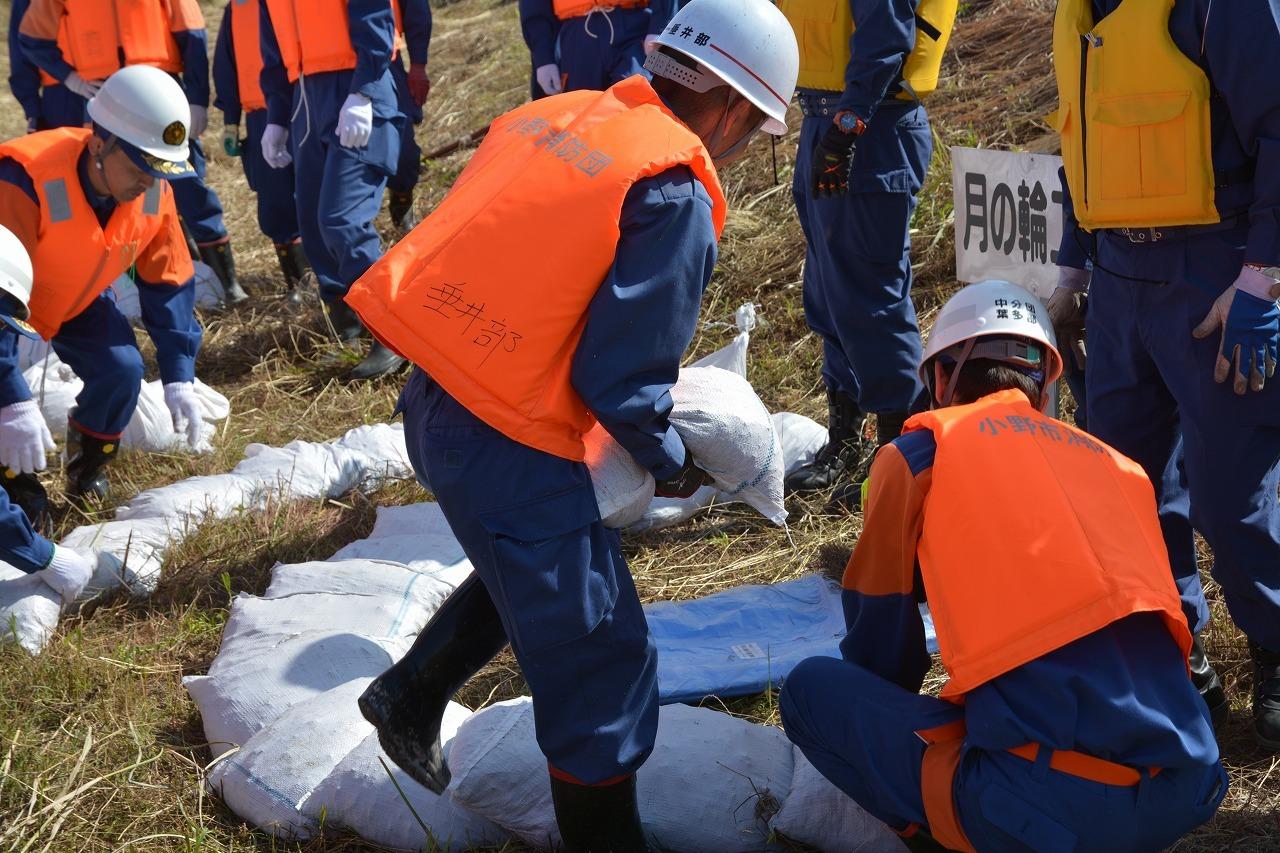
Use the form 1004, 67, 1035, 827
18, 0, 211, 107
840, 390, 1218, 769
0, 129, 200, 405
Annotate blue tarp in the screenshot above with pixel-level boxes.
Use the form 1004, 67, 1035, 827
647, 575, 938, 704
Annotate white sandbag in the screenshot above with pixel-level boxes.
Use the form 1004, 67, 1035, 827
185, 630, 411, 757
0, 564, 60, 653
329, 503, 473, 588
110, 263, 225, 320
690, 302, 756, 378
216, 560, 453, 660
584, 423, 656, 529
209, 678, 375, 839
58, 516, 177, 596
448, 697, 793, 851
770, 750, 908, 853
20, 348, 229, 453
773, 412, 828, 476
304, 704, 510, 851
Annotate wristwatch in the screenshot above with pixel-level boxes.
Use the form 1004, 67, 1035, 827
833, 110, 866, 135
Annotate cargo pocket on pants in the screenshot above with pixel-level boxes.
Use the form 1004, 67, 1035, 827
479, 482, 616, 656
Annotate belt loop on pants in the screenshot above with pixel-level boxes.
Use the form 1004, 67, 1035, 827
915, 720, 977, 853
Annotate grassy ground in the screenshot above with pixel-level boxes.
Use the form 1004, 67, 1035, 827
0, 0, 1277, 849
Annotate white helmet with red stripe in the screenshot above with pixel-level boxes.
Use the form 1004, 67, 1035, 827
644, 0, 799, 135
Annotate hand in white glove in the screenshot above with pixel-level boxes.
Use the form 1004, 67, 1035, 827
37, 545, 94, 604
535, 63, 563, 96
64, 71, 103, 100
163, 381, 204, 449
337, 93, 374, 148
1047, 266, 1091, 370
261, 123, 292, 169
188, 104, 208, 137
0, 401, 54, 475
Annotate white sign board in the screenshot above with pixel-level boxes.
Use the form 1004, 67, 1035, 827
952, 147, 1065, 300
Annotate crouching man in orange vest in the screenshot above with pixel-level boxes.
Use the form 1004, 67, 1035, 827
779, 281, 1228, 852
344, 0, 797, 848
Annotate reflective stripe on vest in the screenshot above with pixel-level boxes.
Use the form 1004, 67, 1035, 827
264, 0, 401, 83
61, 0, 184, 81
231, 0, 267, 113
1051, 0, 1217, 230
551, 0, 647, 21
0, 129, 178, 339
346, 76, 726, 462
905, 390, 1192, 700
779, 0, 957, 97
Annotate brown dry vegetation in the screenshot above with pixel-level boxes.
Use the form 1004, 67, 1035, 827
0, 0, 1276, 850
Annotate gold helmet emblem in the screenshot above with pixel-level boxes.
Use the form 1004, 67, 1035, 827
162, 120, 187, 146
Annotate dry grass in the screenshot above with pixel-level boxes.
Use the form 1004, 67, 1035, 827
0, 0, 1277, 849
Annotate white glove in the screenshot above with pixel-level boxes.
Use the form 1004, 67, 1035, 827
163, 381, 203, 449
0, 401, 54, 474
64, 71, 103, 100
261, 123, 292, 169
188, 104, 208, 137
536, 64, 563, 96
643, 34, 660, 55
337, 93, 374, 148
37, 545, 94, 604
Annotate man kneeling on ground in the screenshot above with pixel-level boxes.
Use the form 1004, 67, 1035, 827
780, 280, 1228, 852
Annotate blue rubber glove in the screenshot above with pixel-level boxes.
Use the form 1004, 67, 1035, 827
1193, 268, 1280, 394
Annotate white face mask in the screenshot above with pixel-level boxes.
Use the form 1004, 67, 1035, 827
704, 90, 766, 166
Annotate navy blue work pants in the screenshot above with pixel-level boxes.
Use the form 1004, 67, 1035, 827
780, 658, 1227, 852
792, 99, 932, 413
399, 368, 659, 784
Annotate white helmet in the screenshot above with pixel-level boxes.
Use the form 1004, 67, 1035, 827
644, 0, 799, 135
0, 225, 38, 339
921, 280, 1063, 410
87, 65, 194, 179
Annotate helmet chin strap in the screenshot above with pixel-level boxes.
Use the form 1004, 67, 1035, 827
92, 133, 122, 199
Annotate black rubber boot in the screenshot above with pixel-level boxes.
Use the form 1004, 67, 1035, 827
830, 410, 911, 510
358, 574, 509, 794
784, 388, 865, 494
550, 774, 652, 853
388, 189, 418, 233
199, 241, 249, 305
2, 470, 51, 536
1250, 642, 1280, 752
1190, 635, 1229, 728
325, 299, 365, 342
64, 420, 118, 502
274, 242, 310, 305
351, 341, 407, 380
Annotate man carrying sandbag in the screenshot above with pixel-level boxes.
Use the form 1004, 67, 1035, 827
780, 281, 1227, 852
345, 1, 798, 848
0, 224, 93, 605
0, 66, 206, 504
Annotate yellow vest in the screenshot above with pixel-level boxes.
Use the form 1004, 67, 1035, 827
780, 0, 957, 97
1051, 0, 1217, 230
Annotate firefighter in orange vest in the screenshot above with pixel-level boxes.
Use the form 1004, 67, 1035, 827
257, 0, 410, 380
0, 67, 206, 503
345, 1, 797, 847
779, 280, 1228, 852
17, 0, 249, 305
212, 0, 309, 302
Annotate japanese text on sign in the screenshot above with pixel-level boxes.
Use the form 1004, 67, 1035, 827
951, 148, 1066, 300
422, 282, 524, 367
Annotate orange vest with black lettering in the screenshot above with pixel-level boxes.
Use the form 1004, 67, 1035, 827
230, 0, 266, 112
905, 390, 1191, 701
551, 0, 646, 21
347, 76, 727, 461
59, 0, 185, 81
0, 129, 189, 339
264, 0, 402, 83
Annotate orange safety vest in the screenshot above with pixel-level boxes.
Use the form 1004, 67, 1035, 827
230, 0, 266, 113
905, 389, 1192, 701
263, 0, 402, 83
347, 76, 727, 461
59, 0, 184, 81
551, 0, 646, 21
0, 128, 189, 339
